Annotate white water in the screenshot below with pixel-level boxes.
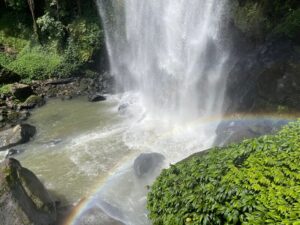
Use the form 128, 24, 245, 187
97, 0, 229, 123
92, 1, 230, 224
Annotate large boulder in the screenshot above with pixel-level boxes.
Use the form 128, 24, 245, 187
133, 153, 165, 178
214, 119, 288, 146
0, 158, 57, 225
0, 124, 36, 151
225, 38, 300, 112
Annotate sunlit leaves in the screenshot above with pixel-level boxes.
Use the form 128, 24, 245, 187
147, 120, 300, 225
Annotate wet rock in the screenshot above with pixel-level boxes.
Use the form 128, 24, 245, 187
5, 148, 24, 158
0, 124, 36, 151
0, 158, 57, 225
45, 78, 74, 85
133, 153, 165, 178
20, 95, 46, 109
0, 65, 21, 84
88, 93, 106, 102
226, 36, 300, 112
214, 119, 288, 146
11, 83, 34, 101
118, 103, 129, 115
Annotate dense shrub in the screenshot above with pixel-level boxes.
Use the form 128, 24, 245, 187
147, 120, 300, 225
232, 0, 300, 41
7, 46, 62, 80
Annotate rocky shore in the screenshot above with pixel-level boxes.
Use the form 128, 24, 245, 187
0, 72, 113, 130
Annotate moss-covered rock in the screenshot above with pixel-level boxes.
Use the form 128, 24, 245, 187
0, 158, 57, 225
21, 95, 45, 109
147, 120, 300, 225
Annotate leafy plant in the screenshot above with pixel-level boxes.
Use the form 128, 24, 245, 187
147, 120, 300, 225
7, 46, 62, 80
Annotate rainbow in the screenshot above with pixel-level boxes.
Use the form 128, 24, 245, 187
63, 112, 299, 225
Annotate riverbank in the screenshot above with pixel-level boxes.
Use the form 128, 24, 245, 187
0, 71, 113, 130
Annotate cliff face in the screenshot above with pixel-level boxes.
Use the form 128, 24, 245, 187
225, 0, 300, 113
0, 158, 57, 225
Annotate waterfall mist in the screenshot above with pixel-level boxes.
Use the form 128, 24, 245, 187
89, 1, 231, 224
97, 0, 230, 123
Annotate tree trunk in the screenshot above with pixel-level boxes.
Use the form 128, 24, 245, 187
27, 0, 38, 35
56, 0, 60, 20
76, 0, 81, 16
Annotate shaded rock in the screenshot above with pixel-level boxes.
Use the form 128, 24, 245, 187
133, 153, 165, 178
0, 65, 21, 84
5, 148, 24, 159
225, 32, 300, 112
118, 103, 129, 115
11, 83, 34, 101
214, 119, 288, 146
45, 78, 74, 85
88, 93, 106, 102
21, 95, 46, 109
0, 124, 36, 151
0, 158, 57, 225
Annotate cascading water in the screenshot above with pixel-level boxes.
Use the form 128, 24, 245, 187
97, 0, 229, 122
73, 1, 231, 224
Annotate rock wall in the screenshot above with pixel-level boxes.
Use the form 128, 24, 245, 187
224, 0, 300, 112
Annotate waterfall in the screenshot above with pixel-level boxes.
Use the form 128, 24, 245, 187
90, 1, 230, 224
96, 0, 229, 123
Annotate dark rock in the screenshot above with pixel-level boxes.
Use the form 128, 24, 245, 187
118, 103, 129, 115
225, 38, 300, 112
11, 83, 34, 101
0, 124, 36, 151
5, 148, 24, 158
88, 93, 106, 102
45, 78, 74, 85
214, 119, 288, 146
133, 153, 165, 178
20, 95, 46, 110
61, 95, 73, 101
0, 65, 21, 84
0, 158, 57, 225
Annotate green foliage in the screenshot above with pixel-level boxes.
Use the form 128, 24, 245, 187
233, 0, 300, 40
7, 46, 62, 80
273, 8, 300, 39
233, 2, 267, 40
0, 84, 12, 94
66, 18, 103, 63
37, 13, 65, 41
4, 0, 27, 11
0, 53, 14, 67
0, 31, 29, 53
148, 120, 300, 225
0, 0, 104, 80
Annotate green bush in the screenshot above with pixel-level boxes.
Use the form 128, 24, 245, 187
7, 46, 62, 80
147, 120, 300, 225
66, 18, 103, 63
0, 53, 14, 66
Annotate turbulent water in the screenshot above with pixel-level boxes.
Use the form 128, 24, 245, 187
91, 1, 231, 224
97, 0, 229, 122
